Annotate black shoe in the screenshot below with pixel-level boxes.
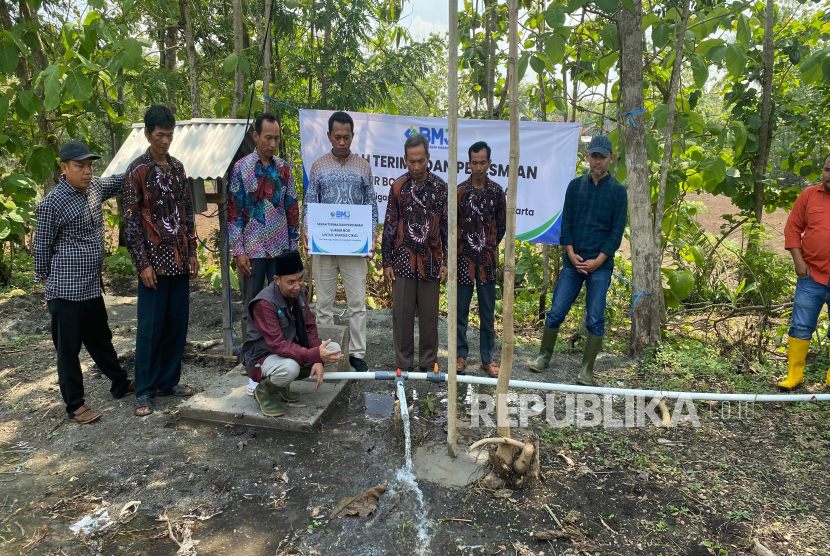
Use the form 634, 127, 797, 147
400, 367, 414, 373
349, 355, 369, 372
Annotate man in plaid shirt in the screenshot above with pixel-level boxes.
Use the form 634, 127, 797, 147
530, 135, 628, 385
34, 141, 134, 424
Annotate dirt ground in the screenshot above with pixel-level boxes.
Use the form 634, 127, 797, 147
1, 277, 829, 556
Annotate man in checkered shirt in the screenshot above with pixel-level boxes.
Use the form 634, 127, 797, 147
33, 141, 134, 425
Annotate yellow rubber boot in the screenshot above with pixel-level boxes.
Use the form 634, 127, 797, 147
826, 345, 830, 389
779, 337, 810, 392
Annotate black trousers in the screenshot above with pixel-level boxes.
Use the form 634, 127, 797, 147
135, 275, 190, 400
48, 296, 130, 416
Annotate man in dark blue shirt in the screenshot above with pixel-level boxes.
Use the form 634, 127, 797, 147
530, 135, 628, 385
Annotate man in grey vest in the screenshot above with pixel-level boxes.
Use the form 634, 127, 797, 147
240, 251, 343, 417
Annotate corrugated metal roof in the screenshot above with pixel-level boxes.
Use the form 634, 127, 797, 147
102, 118, 255, 179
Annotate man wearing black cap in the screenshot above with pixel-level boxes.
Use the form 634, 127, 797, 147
240, 251, 344, 417
530, 135, 628, 385
33, 141, 134, 424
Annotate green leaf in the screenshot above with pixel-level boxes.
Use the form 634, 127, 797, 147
601, 24, 618, 50
530, 55, 546, 75
691, 54, 709, 90
598, 51, 619, 74
7, 206, 30, 223
564, 0, 589, 14
517, 52, 529, 82
667, 270, 695, 300
691, 245, 705, 268
800, 47, 830, 86
237, 54, 251, 76
663, 288, 680, 310
646, 134, 660, 163
211, 271, 221, 290
619, 0, 635, 13
545, 34, 567, 65
823, 57, 830, 80
63, 70, 93, 102
594, 0, 618, 14
119, 37, 143, 70
17, 89, 40, 117
736, 15, 751, 50
706, 44, 727, 64
72, 51, 103, 72
725, 43, 748, 78
122, 0, 134, 14
698, 38, 724, 58
0, 216, 9, 240
545, 7, 566, 28
223, 52, 238, 74
651, 104, 669, 129
731, 121, 747, 157
700, 156, 727, 187
0, 93, 9, 123
28, 145, 56, 181
42, 64, 61, 111
230, 270, 239, 291
652, 25, 670, 49
0, 45, 19, 75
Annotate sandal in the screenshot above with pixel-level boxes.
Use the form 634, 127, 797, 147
456, 357, 467, 375
135, 397, 153, 417
69, 405, 102, 424
156, 384, 193, 397
480, 362, 500, 378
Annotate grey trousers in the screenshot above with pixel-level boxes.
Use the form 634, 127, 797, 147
260, 342, 341, 387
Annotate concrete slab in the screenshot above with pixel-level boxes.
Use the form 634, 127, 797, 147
178, 365, 350, 431
411, 443, 489, 488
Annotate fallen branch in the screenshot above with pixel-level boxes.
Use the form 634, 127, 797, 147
753, 540, 776, 556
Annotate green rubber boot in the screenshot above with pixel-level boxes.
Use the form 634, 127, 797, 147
254, 381, 284, 417
576, 333, 602, 386
530, 326, 559, 372
276, 384, 301, 403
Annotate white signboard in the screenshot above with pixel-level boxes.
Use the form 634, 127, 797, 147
307, 203, 373, 256
299, 110, 580, 244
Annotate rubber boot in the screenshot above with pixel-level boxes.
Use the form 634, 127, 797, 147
530, 326, 559, 372
825, 345, 830, 389
254, 379, 284, 417
576, 333, 602, 386
276, 384, 301, 403
779, 337, 810, 392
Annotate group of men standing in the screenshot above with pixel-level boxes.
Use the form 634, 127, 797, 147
33, 105, 635, 421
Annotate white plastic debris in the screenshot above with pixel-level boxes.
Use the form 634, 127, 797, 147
69, 507, 114, 535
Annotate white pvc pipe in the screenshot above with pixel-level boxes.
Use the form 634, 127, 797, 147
396, 381, 409, 419
316, 372, 830, 403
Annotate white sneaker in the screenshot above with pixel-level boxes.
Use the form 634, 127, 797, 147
246, 378, 257, 396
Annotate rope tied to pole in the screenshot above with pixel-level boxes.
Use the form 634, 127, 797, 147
613, 272, 652, 330
584, 109, 646, 129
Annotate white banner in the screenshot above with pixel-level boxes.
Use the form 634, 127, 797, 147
307, 203, 372, 256
299, 110, 580, 244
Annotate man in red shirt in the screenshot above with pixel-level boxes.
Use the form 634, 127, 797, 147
240, 252, 344, 416
780, 153, 830, 391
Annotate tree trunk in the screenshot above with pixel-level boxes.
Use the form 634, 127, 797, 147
537, 0, 550, 323
484, 0, 495, 119
569, 9, 585, 123
447, 0, 460, 459
18, 0, 60, 195
618, 1, 660, 354
750, 0, 775, 247
262, 0, 272, 112
495, 0, 520, 449
654, 0, 690, 266
180, 0, 202, 118
231, 0, 245, 117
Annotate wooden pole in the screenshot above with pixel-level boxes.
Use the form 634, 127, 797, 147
218, 178, 234, 356
446, 0, 459, 459
495, 0, 519, 447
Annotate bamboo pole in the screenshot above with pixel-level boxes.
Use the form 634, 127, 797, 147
495, 0, 520, 446
446, 0, 459, 459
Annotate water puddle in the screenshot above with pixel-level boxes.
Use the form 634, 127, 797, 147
364, 393, 395, 419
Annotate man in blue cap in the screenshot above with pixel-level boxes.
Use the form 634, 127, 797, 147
34, 141, 134, 424
530, 135, 628, 385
